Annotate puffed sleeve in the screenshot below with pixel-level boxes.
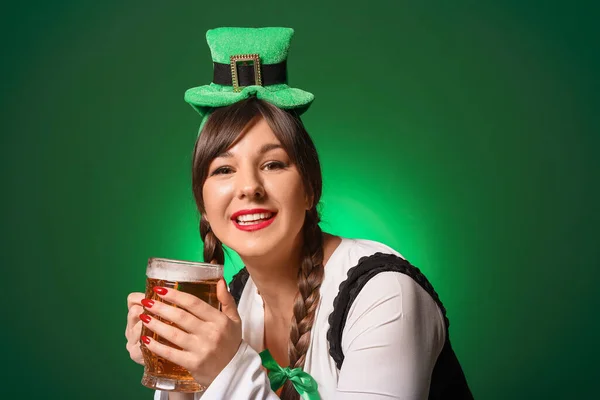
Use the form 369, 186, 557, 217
334, 271, 446, 399
154, 341, 280, 399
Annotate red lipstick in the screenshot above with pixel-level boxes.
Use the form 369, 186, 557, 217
231, 208, 277, 232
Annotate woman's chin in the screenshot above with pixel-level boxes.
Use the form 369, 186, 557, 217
224, 237, 277, 260
223, 224, 303, 263
234, 244, 278, 261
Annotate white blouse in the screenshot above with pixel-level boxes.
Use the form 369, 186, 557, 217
155, 238, 446, 399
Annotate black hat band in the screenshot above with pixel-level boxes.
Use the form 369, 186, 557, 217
213, 60, 287, 87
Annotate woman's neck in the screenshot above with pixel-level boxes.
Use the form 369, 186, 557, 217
240, 232, 341, 321
242, 234, 305, 320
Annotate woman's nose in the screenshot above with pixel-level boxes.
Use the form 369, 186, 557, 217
236, 169, 265, 200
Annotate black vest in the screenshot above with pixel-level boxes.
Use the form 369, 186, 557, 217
229, 252, 474, 399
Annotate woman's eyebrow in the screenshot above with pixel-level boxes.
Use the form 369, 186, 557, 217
259, 143, 283, 154
216, 151, 233, 159
215, 143, 283, 159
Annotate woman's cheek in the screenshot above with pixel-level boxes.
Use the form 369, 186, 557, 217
202, 183, 227, 230
205, 179, 234, 198
204, 181, 233, 208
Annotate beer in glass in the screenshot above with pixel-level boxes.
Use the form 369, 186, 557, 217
141, 258, 223, 393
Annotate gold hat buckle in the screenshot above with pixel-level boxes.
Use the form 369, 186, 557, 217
230, 54, 262, 92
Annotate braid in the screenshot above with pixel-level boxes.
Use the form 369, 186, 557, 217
280, 208, 324, 400
199, 216, 225, 265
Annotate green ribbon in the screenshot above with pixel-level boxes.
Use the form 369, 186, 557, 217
259, 349, 320, 400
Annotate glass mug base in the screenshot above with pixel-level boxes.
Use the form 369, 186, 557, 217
141, 372, 206, 393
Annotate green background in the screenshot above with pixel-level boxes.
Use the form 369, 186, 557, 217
2, 1, 598, 399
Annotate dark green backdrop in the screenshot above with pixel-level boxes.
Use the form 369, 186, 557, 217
2, 1, 598, 399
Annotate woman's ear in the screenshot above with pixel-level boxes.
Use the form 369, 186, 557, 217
305, 193, 314, 210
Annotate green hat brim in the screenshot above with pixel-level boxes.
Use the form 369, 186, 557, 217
184, 83, 314, 120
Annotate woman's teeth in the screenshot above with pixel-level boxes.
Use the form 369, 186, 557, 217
236, 212, 273, 225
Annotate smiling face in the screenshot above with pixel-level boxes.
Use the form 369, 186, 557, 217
201, 116, 311, 259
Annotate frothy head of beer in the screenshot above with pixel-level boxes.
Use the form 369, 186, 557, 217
146, 258, 223, 281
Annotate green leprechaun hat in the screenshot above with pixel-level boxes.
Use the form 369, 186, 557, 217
184, 27, 314, 126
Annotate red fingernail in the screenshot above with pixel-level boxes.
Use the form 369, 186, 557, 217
141, 335, 151, 345
153, 287, 168, 295
139, 314, 151, 323
141, 299, 154, 308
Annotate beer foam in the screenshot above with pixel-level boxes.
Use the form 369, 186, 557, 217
146, 258, 223, 281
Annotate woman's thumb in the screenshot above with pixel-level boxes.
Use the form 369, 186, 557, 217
217, 277, 240, 322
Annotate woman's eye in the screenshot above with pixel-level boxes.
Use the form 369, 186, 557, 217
210, 166, 233, 176
263, 161, 287, 171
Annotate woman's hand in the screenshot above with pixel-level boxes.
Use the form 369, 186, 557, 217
125, 292, 146, 365
139, 278, 242, 386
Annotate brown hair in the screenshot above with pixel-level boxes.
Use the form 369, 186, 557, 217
191, 98, 324, 400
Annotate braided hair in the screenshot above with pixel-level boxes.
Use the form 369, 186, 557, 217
280, 206, 324, 399
191, 98, 324, 400
199, 216, 224, 265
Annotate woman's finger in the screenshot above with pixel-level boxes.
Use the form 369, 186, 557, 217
127, 292, 145, 309
126, 320, 143, 344
125, 305, 144, 341
140, 335, 194, 371
151, 287, 222, 323
125, 319, 144, 365
141, 298, 207, 334
126, 339, 144, 365
139, 313, 195, 349
217, 278, 240, 323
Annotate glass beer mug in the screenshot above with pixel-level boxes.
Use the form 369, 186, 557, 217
141, 258, 223, 393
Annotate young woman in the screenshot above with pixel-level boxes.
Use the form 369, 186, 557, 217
125, 28, 472, 400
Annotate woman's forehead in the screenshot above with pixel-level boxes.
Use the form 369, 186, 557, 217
219, 118, 285, 157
